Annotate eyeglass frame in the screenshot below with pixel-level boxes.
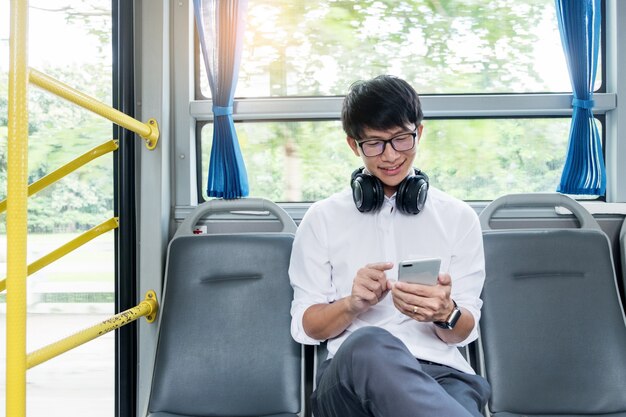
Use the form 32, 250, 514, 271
355, 128, 418, 157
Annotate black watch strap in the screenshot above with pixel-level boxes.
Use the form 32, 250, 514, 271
434, 299, 461, 329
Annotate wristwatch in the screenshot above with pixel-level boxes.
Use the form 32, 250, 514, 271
433, 299, 461, 329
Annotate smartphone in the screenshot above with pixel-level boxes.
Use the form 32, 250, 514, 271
397, 258, 441, 285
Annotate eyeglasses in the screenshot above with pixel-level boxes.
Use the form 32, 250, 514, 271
356, 130, 417, 157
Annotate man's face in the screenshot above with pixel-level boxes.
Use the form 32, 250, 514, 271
347, 124, 423, 197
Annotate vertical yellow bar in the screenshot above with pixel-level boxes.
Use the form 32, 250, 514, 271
7, 0, 29, 416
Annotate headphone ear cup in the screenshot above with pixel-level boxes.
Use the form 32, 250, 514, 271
351, 168, 384, 213
396, 169, 429, 215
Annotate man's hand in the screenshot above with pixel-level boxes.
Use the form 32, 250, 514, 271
302, 261, 393, 340
390, 273, 454, 322
348, 262, 393, 314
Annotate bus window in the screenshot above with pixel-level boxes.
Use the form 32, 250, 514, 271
0, 1, 114, 416
199, 118, 603, 202
195, 0, 606, 203
199, 0, 600, 98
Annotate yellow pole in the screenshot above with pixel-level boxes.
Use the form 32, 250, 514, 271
7, 0, 29, 415
28, 68, 160, 150
0, 217, 119, 293
27, 291, 159, 369
0, 140, 119, 214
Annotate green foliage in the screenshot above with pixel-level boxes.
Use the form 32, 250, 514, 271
199, 0, 572, 202
202, 121, 358, 202
418, 119, 568, 200
241, 0, 552, 96
0, 2, 113, 233
27, 174, 113, 233
201, 117, 570, 203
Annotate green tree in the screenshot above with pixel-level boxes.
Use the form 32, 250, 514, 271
209, 0, 565, 201
0, 0, 113, 232
241, 0, 550, 96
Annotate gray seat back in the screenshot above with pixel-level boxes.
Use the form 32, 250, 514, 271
147, 198, 301, 417
479, 193, 626, 416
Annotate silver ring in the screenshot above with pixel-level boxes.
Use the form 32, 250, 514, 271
412, 306, 418, 314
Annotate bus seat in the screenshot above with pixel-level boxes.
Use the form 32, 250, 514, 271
146, 198, 302, 417
478, 193, 626, 417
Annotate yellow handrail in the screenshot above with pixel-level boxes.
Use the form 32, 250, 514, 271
27, 291, 159, 369
7, 0, 29, 415
0, 217, 119, 293
7, 5, 161, 414
0, 140, 119, 214
28, 68, 160, 150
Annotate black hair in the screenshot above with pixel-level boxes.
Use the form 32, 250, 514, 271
341, 75, 424, 140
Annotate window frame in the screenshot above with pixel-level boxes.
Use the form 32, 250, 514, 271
172, 0, 626, 209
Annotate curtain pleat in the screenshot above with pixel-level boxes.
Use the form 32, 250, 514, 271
194, 0, 249, 199
555, 0, 604, 195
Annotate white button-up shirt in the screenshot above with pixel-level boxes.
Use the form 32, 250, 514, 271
289, 187, 485, 374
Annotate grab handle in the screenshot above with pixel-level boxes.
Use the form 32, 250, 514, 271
175, 198, 297, 238
479, 193, 601, 231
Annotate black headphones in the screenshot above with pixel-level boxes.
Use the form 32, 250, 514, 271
350, 167, 429, 214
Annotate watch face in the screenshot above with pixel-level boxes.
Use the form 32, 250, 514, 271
447, 307, 462, 329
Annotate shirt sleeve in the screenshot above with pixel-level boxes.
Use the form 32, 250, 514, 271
289, 203, 338, 345
447, 206, 486, 346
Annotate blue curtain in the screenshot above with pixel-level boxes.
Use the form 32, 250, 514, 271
194, 0, 249, 198
555, 0, 604, 195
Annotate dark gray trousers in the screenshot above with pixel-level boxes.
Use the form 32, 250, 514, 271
312, 327, 491, 417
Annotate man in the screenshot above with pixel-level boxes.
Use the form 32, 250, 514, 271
289, 75, 490, 417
